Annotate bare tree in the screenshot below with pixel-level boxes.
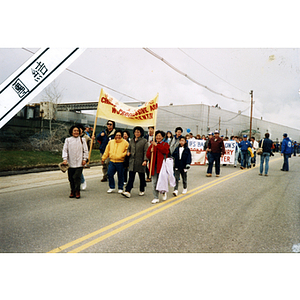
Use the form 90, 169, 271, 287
41, 81, 64, 133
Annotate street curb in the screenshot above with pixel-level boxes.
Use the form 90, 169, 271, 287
0, 162, 102, 177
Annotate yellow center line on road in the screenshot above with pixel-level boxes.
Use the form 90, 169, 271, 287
49, 157, 282, 253
48, 170, 243, 253
68, 170, 250, 253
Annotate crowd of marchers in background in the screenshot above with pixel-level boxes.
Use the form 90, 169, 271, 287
61, 121, 299, 203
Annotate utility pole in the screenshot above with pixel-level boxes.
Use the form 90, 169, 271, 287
249, 90, 253, 138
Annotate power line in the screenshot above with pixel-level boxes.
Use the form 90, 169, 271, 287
143, 48, 248, 103
209, 106, 250, 128
178, 48, 249, 94
22, 48, 144, 103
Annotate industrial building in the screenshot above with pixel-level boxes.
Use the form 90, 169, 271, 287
1, 101, 300, 148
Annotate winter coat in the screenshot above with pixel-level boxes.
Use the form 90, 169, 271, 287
146, 141, 170, 175
259, 138, 273, 153
127, 137, 148, 173
102, 138, 128, 163
169, 135, 183, 155
62, 136, 88, 168
172, 144, 192, 170
281, 137, 293, 154
96, 128, 116, 154
238, 140, 252, 151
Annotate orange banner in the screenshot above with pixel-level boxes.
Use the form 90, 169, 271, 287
96, 89, 158, 127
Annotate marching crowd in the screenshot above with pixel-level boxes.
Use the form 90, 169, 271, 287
61, 121, 296, 203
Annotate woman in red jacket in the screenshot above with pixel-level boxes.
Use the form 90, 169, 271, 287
146, 130, 170, 204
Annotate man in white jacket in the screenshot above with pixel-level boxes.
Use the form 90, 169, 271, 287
62, 125, 88, 199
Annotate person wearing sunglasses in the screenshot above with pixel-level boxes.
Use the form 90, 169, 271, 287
96, 120, 116, 182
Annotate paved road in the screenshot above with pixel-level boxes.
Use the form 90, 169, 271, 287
1, 153, 300, 253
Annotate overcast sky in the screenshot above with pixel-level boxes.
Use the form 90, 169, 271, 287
1, 47, 299, 130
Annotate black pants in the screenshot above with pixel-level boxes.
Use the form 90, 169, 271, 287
125, 171, 146, 193
174, 168, 187, 190
68, 167, 83, 192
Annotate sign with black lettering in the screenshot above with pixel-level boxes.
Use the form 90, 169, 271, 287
0, 48, 85, 129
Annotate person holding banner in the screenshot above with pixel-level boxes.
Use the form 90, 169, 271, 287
122, 126, 148, 198
206, 130, 225, 177
144, 126, 155, 182
146, 130, 170, 204
62, 125, 88, 199
101, 129, 128, 194
96, 120, 116, 182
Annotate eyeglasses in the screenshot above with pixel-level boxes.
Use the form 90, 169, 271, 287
107, 123, 113, 126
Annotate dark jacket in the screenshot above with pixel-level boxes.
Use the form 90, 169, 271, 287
127, 137, 148, 173
208, 137, 225, 155
172, 143, 192, 170
259, 138, 273, 153
96, 128, 116, 154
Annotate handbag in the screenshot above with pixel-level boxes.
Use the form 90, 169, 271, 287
257, 139, 264, 155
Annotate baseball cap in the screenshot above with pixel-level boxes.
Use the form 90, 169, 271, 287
243, 135, 247, 138
214, 130, 220, 134
283, 133, 287, 137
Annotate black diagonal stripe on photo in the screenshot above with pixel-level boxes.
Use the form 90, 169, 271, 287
0, 48, 79, 122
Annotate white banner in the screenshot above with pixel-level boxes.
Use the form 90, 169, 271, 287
188, 139, 236, 165
188, 139, 206, 165
221, 141, 236, 164
0, 48, 85, 129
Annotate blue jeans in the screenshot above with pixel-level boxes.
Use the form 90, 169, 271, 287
282, 153, 290, 171
260, 153, 270, 175
241, 150, 248, 168
107, 161, 124, 190
207, 153, 221, 175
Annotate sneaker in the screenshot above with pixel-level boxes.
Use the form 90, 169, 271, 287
81, 181, 87, 190
259, 173, 262, 176
69, 191, 75, 198
162, 193, 167, 201
146, 178, 152, 182
151, 198, 159, 204
75, 191, 81, 199
101, 178, 108, 182
206, 174, 212, 177
182, 189, 187, 194
216, 175, 220, 177
107, 188, 115, 193
264, 174, 268, 176
173, 190, 178, 196
139, 191, 145, 196
122, 191, 131, 198
118, 189, 123, 194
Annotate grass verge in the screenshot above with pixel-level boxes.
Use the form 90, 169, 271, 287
0, 150, 101, 171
